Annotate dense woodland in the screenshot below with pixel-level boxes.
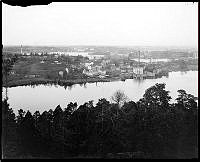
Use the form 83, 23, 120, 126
2, 83, 198, 159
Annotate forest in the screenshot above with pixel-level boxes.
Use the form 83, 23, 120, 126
2, 83, 198, 159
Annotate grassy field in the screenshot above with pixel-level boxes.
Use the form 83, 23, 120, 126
13, 60, 66, 76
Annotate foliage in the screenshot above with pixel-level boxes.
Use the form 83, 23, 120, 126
176, 89, 198, 110
2, 84, 198, 159
111, 90, 128, 109
143, 83, 171, 109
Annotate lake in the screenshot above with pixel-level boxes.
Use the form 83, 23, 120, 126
2, 71, 198, 114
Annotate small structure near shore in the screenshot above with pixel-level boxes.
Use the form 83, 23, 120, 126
58, 71, 64, 78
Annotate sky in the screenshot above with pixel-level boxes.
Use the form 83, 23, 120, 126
2, 2, 198, 47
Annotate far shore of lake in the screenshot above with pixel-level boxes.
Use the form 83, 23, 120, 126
3, 69, 197, 88
3, 77, 121, 88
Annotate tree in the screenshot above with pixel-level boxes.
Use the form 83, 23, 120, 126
2, 59, 13, 99
16, 109, 26, 124
38, 111, 50, 137
2, 99, 16, 124
2, 99, 16, 157
2, 55, 18, 99
95, 98, 111, 133
96, 98, 110, 113
176, 89, 188, 106
179, 59, 188, 70
23, 111, 35, 128
64, 102, 77, 117
86, 100, 94, 109
143, 83, 171, 110
53, 105, 64, 130
33, 111, 40, 128
140, 84, 172, 151
176, 89, 198, 111
122, 101, 137, 114
18, 111, 41, 155
111, 90, 128, 110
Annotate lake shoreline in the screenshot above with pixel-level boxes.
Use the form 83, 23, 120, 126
3, 69, 198, 88
3, 77, 121, 88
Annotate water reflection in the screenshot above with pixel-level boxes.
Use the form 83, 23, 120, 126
79, 83, 84, 87
84, 83, 87, 88
2, 71, 198, 114
132, 78, 145, 85
180, 71, 187, 75
66, 84, 74, 90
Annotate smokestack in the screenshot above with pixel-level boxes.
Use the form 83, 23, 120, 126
138, 50, 140, 67
20, 45, 23, 54
138, 50, 140, 75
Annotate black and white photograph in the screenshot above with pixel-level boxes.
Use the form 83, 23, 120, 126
2, 2, 198, 159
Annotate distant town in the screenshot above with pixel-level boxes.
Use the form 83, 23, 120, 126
2, 45, 198, 87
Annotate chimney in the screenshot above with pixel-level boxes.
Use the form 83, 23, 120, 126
20, 45, 23, 54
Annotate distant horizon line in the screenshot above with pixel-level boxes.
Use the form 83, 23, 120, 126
3, 44, 197, 48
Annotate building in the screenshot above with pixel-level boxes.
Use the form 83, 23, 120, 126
10, 70, 16, 75
91, 65, 102, 72
88, 55, 105, 60
101, 60, 110, 67
194, 51, 198, 59
127, 67, 133, 73
84, 62, 94, 69
153, 69, 162, 74
133, 66, 144, 75
83, 69, 93, 76
110, 64, 116, 71
25, 74, 40, 78
83, 65, 106, 77
65, 67, 69, 74
58, 71, 64, 78
145, 71, 155, 77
